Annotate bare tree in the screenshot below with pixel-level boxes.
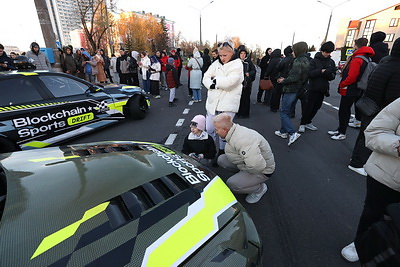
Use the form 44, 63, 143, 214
76, 0, 110, 53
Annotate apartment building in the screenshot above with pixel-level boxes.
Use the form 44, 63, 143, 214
335, 3, 400, 50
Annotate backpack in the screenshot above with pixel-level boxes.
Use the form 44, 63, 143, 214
355, 55, 377, 90
355, 203, 400, 266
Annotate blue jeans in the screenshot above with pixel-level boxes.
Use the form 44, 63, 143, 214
192, 89, 201, 101
142, 78, 150, 93
280, 93, 297, 134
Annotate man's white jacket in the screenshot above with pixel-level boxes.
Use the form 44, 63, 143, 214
225, 124, 275, 175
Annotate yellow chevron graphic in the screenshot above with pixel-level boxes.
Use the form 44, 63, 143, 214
31, 202, 110, 260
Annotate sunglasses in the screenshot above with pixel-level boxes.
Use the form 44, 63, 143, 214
190, 121, 198, 127
218, 42, 233, 50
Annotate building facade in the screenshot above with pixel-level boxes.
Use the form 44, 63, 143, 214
335, 3, 400, 51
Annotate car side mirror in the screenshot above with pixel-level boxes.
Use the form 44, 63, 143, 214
86, 85, 103, 96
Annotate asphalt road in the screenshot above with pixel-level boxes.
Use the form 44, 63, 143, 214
70, 67, 365, 267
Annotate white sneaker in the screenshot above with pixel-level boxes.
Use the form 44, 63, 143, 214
348, 165, 367, 176
154, 95, 161, 99
341, 242, 359, 262
298, 125, 305, 133
331, 133, 346, 140
328, 130, 339, 136
349, 117, 355, 123
274, 131, 288, 139
305, 123, 318, 131
288, 132, 301, 146
348, 120, 361, 128
245, 183, 268, 204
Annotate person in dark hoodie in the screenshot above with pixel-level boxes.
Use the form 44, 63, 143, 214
299, 41, 336, 133
328, 38, 375, 141
61, 46, 79, 76
273, 46, 294, 112
257, 48, 272, 103
275, 42, 310, 146
237, 46, 256, 118
201, 48, 212, 76
0, 44, 16, 71
369, 31, 389, 63
265, 49, 282, 112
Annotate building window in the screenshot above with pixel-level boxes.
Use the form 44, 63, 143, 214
385, 33, 395, 42
389, 18, 399, 27
362, 20, 376, 40
345, 29, 356, 47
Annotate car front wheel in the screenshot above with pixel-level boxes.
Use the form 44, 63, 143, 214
126, 95, 148, 120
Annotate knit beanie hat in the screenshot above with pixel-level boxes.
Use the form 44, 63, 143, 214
391, 37, 400, 57
370, 31, 386, 45
167, 57, 175, 65
292, 41, 308, 56
191, 115, 206, 131
320, 41, 335, 53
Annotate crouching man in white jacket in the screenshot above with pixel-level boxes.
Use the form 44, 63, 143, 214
213, 113, 275, 204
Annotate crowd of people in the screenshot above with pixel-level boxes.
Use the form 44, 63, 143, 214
1, 31, 400, 265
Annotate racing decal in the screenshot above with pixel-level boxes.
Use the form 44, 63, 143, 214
107, 100, 128, 113
0, 102, 67, 113
23, 141, 51, 149
11, 101, 107, 139
147, 146, 211, 185
141, 177, 237, 267
31, 202, 110, 260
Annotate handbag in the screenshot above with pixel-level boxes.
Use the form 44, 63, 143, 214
355, 96, 380, 117
259, 77, 273, 91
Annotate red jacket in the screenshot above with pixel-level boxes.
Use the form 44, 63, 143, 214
160, 56, 168, 72
339, 46, 375, 96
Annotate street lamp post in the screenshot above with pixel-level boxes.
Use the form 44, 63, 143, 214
318, 0, 350, 44
190, 1, 214, 47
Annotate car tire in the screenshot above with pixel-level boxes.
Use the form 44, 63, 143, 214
126, 95, 147, 120
0, 137, 19, 153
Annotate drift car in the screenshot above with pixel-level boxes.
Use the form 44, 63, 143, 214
0, 141, 262, 266
0, 71, 150, 153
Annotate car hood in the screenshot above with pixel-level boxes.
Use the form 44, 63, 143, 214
0, 141, 244, 266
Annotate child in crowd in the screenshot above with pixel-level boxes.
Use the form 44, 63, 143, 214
182, 115, 216, 166
165, 57, 179, 107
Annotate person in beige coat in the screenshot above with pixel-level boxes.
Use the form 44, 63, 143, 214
214, 113, 275, 204
203, 40, 244, 153
341, 97, 400, 262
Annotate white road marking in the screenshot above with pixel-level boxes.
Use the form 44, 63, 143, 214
183, 108, 190, 114
323, 101, 355, 117
165, 134, 177, 145
189, 101, 194, 105
176, 119, 184, 127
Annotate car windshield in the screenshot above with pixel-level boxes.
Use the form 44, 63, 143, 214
39, 75, 89, 97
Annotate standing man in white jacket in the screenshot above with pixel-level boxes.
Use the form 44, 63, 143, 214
214, 113, 275, 204
203, 40, 244, 155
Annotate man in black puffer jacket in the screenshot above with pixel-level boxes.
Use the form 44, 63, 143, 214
299, 41, 336, 132
369, 31, 389, 63
347, 37, 400, 177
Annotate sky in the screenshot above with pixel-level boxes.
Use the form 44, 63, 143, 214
1, 0, 399, 53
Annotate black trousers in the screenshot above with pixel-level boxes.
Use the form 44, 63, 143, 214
300, 90, 324, 125
105, 68, 113, 83
356, 176, 400, 237
338, 95, 358, 134
270, 82, 282, 111
119, 73, 129, 85
238, 85, 252, 116
150, 80, 160, 96
349, 115, 374, 168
